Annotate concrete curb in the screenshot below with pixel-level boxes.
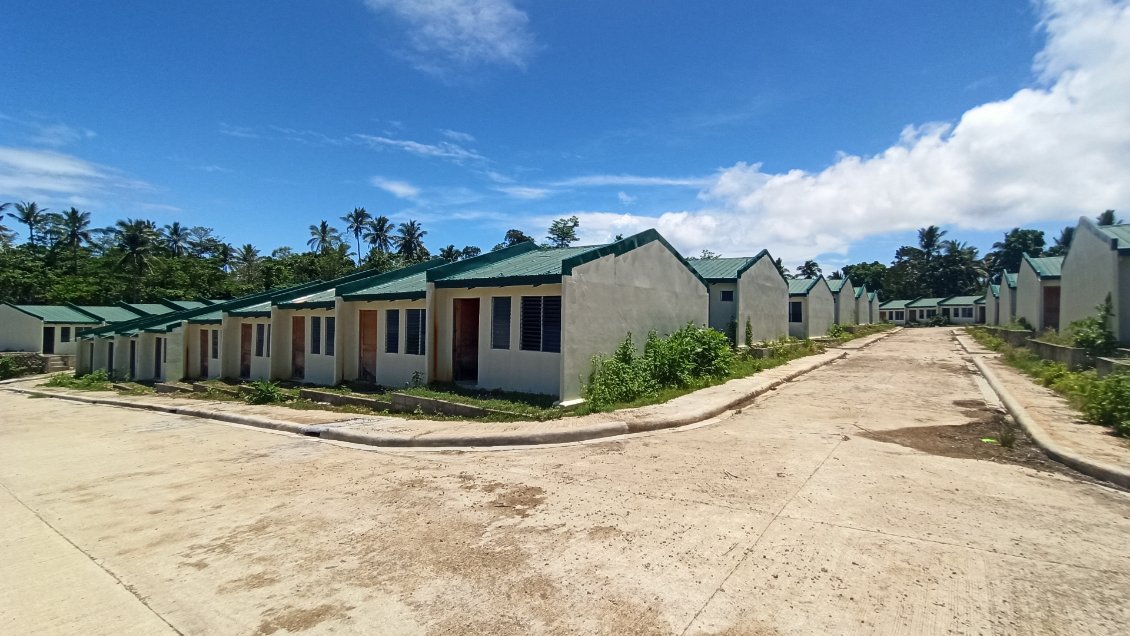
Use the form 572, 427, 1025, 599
971, 357, 1130, 491
2, 328, 897, 450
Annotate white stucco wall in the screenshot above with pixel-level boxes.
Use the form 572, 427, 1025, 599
943, 306, 978, 325
999, 281, 1017, 325
338, 299, 429, 388
431, 284, 563, 396
792, 281, 835, 338
561, 241, 708, 401
985, 285, 999, 325
1016, 261, 1059, 332
270, 309, 335, 385
1059, 222, 1122, 340
705, 282, 738, 334
0, 306, 44, 352
854, 289, 870, 325
831, 280, 856, 325
161, 327, 186, 382
184, 324, 223, 379
736, 257, 788, 344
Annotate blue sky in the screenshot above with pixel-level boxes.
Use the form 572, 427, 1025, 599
2, 0, 1128, 270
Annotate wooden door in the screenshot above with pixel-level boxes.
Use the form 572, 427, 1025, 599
291, 316, 305, 379
359, 310, 378, 382
452, 299, 480, 382
240, 324, 252, 378
42, 327, 55, 354
199, 330, 209, 377
1043, 286, 1061, 331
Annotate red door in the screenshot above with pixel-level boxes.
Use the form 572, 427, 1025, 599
359, 310, 378, 382
452, 299, 480, 382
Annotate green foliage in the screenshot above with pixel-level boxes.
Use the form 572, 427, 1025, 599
926, 314, 949, 327
1067, 295, 1117, 357
0, 356, 21, 380
546, 215, 580, 248
584, 333, 658, 407
243, 379, 287, 404
1079, 373, 1130, 436
827, 324, 846, 339
43, 369, 112, 390
744, 318, 753, 349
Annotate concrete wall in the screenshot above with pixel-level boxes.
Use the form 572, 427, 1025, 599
791, 282, 834, 338
705, 282, 738, 334
1059, 222, 1125, 342
222, 316, 272, 380
270, 309, 334, 384
737, 257, 788, 344
339, 298, 428, 388
562, 240, 708, 401
869, 299, 879, 324
854, 290, 870, 325
0, 306, 43, 352
1016, 261, 1059, 332
942, 306, 978, 325
184, 324, 223, 380
831, 280, 856, 325
161, 327, 186, 382
879, 308, 907, 325
999, 281, 1017, 325
431, 284, 563, 397
986, 285, 999, 326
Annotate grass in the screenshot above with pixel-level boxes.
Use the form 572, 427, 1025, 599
398, 384, 562, 420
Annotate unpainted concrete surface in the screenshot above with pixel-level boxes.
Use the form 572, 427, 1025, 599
1, 328, 1129, 635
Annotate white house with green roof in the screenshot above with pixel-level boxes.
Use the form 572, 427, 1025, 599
984, 283, 1001, 325
1059, 216, 1130, 342
906, 297, 945, 323
688, 251, 788, 344
0, 304, 107, 356
998, 272, 1018, 325
787, 277, 834, 338
878, 299, 910, 324
1016, 254, 1064, 332
938, 295, 985, 324
852, 285, 870, 325
426, 230, 707, 403
825, 278, 857, 326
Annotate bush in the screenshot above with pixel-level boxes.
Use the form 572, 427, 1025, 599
926, 314, 949, 327
1068, 295, 1118, 357
585, 334, 657, 407
827, 324, 846, 339
243, 379, 286, 404
0, 357, 18, 380
43, 369, 112, 391
1080, 373, 1130, 436
744, 318, 754, 349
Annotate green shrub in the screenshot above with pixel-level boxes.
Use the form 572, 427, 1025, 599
243, 379, 286, 404
1068, 295, 1118, 357
827, 324, 847, 339
585, 334, 657, 407
43, 370, 112, 391
926, 314, 949, 327
0, 357, 18, 380
1080, 373, 1130, 436
744, 318, 754, 349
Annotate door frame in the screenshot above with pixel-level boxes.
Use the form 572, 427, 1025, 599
42, 326, 55, 354
199, 330, 209, 378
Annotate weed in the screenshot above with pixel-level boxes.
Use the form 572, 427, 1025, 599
43, 370, 112, 391
998, 425, 1018, 449
243, 379, 287, 405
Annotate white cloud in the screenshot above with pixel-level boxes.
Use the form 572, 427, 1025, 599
440, 128, 476, 143
355, 133, 485, 163
29, 123, 96, 147
617, 191, 637, 205
552, 174, 712, 188
497, 185, 551, 200
370, 176, 421, 198
363, 0, 535, 75
575, 0, 1130, 263
0, 146, 150, 200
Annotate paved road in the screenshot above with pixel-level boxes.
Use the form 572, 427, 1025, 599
2, 328, 1128, 635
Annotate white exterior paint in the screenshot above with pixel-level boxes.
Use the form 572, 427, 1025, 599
854, 287, 870, 325
736, 256, 788, 344
830, 279, 857, 325
1060, 219, 1130, 343
998, 278, 1018, 325
0, 306, 43, 352
338, 298, 429, 388
940, 304, 979, 324
184, 324, 224, 379
788, 280, 835, 339
985, 285, 1000, 325
1016, 261, 1060, 332
270, 309, 335, 385
705, 282, 738, 334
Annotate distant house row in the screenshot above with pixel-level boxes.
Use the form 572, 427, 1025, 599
0, 229, 889, 402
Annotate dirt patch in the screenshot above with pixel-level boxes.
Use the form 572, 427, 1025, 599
861, 411, 1072, 475
587, 525, 624, 540
254, 603, 351, 634
490, 485, 546, 517
219, 570, 279, 592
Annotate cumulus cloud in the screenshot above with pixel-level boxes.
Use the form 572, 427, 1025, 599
571, 0, 1130, 263
363, 0, 535, 75
370, 176, 421, 198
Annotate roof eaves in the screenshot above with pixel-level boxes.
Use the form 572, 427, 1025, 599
337, 258, 445, 297
427, 241, 541, 283
560, 229, 709, 289
432, 273, 562, 289
737, 249, 788, 285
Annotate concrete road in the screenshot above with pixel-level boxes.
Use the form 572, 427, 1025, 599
2, 328, 1128, 635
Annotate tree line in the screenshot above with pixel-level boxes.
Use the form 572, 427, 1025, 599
0, 201, 583, 305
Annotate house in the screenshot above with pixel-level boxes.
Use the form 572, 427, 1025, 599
826, 278, 857, 326
1059, 216, 1130, 343
853, 285, 870, 325
985, 283, 1001, 325
426, 230, 707, 403
0, 304, 104, 356
688, 252, 789, 344
938, 296, 985, 324
998, 272, 1019, 326
906, 298, 944, 323
787, 277, 835, 338
1016, 254, 1064, 332
868, 292, 879, 323
878, 299, 910, 324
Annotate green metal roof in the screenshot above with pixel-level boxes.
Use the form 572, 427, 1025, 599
340, 271, 428, 301
907, 297, 944, 308
435, 245, 593, 285
165, 300, 208, 310
868, 292, 877, 302
1022, 254, 1064, 279
124, 303, 176, 315
1097, 224, 1130, 251
989, 284, 1000, 298
826, 279, 847, 293
227, 301, 272, 316
879, 299, 912, 309
788, 278, 820, 295
854, 285, 865, 299
186, 310, 223, 324
72, 305, 143, 322
279, 288, 338, 308
4, 304, 102, 324
1003, 272, 1018, 288
689, 256, 757, 281
939, 295, 984, 306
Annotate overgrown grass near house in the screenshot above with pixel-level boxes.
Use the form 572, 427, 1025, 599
398, 384, 561, 420
967, 327, 1130, 436
43, 370, 114, 391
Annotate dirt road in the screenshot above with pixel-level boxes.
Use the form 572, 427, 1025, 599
2, 328, 1128, 635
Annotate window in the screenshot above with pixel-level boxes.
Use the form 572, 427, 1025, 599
962, 307, 974, 318
211, 330, 219, 359
255, 324, 265, 357
405, 309, 425, 355
788, 301, 803, 323
520, 296, 561, 352
895, 311, 904, 321
310, 317, 322, 355
941, 308, 950, 317
720, 290, 734, 302
325, 317, 335, 356
491, 297, 511, 350
385, 309, 400, 353
266, 325, 272, 357
61, 327, 71, 342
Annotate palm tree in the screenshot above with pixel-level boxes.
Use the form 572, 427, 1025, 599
115, 218, 158, 300
1097, 210, 1121, 226
162, 222, 190, 256
57, 207, 92, 273
394, 220, 428, 262
307, 220, 342, 254
1046, 226, 1075, 257
917, 225, 947, 260
13, 201, 48, 246
795, 260, 821, 278
0, 202, 14, 246
438, 244, 462, 262
235, 243, 260, 282
215, 242, 235, 272
363, 215, 394, 253
341, 207, 371, 265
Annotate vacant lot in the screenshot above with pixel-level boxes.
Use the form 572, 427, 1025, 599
2, 328, 1128, 635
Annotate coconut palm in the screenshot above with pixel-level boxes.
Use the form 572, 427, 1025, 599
0, 202, 14, 246
114, 218, 159, 300
438, 244, 462, 262
162, 221, 190, 256
363, 215, 394, 253
235, 243, 260, 282
57, 207, 92, 273
341, 207, 371, 265
13, 201, 48, 246
307, 220, 342, 254
1097, 209, 1121, 226
917, 225, 947, 260
394, 220, 428, 262
795, 260, 821, 279
1046, 226, 1075, 257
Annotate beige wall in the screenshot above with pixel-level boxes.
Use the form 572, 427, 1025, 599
999, 282, 1017, 325
431, 284, 563, 396
737, 257, 788, 343
184, 324, 223, 380
0, 307, 45, 352
269, 309, 335, 385
1016, 262, 1059, 332
338, 298, 428, 388
831, 280, 856, 325
790, 282, 835, 338
1059, 223, 1123, 341
562, 241, 708, 401
705, 282, 738, 334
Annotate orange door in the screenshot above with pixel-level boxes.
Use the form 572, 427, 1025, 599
452, 298, 479, 382
359, 310, 378, 382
